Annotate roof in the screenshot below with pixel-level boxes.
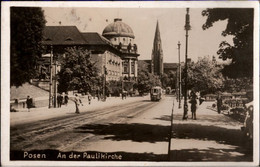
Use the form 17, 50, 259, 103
81, 32, 112, 45
163, 63, 178, 69
42, 26, 86, 45
102, 18, 135, 38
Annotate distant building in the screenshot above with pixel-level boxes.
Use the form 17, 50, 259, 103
164, 63, 178, 74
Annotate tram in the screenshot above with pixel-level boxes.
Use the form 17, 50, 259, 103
150, 86, 162, 101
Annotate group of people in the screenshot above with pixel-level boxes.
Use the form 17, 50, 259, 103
57, 93, 69, 108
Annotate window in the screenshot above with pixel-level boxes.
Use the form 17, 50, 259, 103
131, 61, 135, 74
123, 62, 128, 74
114, 38, 117, 41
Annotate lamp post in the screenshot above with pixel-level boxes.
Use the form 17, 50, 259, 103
49, 45, 53, 108
178, 41, 182, 109
183, 8, 191, 120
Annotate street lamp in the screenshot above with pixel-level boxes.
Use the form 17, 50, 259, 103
183, 8, 191, 120
49, 45, 53, 108
178, 41, 182, 109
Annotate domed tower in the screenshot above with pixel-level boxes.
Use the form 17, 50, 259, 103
102, 18, 139, 82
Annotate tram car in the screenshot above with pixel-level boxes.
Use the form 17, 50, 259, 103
150, 86, 162, 101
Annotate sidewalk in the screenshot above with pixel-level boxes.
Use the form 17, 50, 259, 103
10, 95, 149, 126
169, 100, 253, 161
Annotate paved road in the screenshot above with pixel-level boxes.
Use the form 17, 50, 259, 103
10, 95, 253, 162
10, 95, 173, 161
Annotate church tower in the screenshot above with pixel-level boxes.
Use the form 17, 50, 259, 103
151, 20, 163, 76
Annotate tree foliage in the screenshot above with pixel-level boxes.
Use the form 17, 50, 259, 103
187, 56, 224, 95
202, 8, 253, 78
58, 47, 99, 93
223, 77, 253, 93
161, 71, 177, 89
137, 61, 161, 94
11, 7, 46, 86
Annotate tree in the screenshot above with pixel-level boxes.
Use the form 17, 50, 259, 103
202, 8, 253, 78
161, 70, 177, 89
137, 61, 161, 94
11, 7, 46, 86
223, 77, 253, 93
58, 47, 98, 93
187, 56, 224, 95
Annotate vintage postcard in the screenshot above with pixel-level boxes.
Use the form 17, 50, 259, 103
1, 1, 259, 166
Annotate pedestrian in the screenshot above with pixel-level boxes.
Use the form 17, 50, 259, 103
64, 93, 69, 106
96, 89, 99, 101
57, 94, 63, 108
74, 94, 83, 114
87, 92, 92, 105
189, 94, 197, 120
57, 94, 60, 108
26, 95, 32, 112
124, 91, 127, 99
122, 91, 124, 100
216, 95, 222, 114
62, 92, 65, 105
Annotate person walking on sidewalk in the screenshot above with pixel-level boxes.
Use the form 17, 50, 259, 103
64, 93, 69, 106
189, 93, 197, 120
216, 95, 222, 114
26, 95, 32, 112
73, 94, 83, 114
57, 94, 63, 108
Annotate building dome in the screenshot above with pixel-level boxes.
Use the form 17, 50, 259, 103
102, 18, 135, 39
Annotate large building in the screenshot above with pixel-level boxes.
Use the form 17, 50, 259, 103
39, 18, 139, 83
102, 18, 139, 81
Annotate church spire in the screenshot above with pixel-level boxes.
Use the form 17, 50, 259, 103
154, 20, 161, 44
151, 20, 163, 76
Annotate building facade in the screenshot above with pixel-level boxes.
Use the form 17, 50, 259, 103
102, 18, 139, 81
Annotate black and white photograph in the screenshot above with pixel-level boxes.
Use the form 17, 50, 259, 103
1, 1, 259, 166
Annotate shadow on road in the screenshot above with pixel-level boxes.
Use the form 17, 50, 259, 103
74, 123, 170, 143
172, 123, 243, 146
155, 113, 253, 161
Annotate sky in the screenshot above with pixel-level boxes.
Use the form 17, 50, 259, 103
43, 7, 233, 63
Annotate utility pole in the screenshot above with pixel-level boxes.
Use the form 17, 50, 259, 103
49, 45, 53, 108
178, 41, 182, 109
53, 59, 57, 108
183, 8, 191, 120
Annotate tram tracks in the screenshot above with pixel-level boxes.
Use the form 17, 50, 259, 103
10, 100, 154, 150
